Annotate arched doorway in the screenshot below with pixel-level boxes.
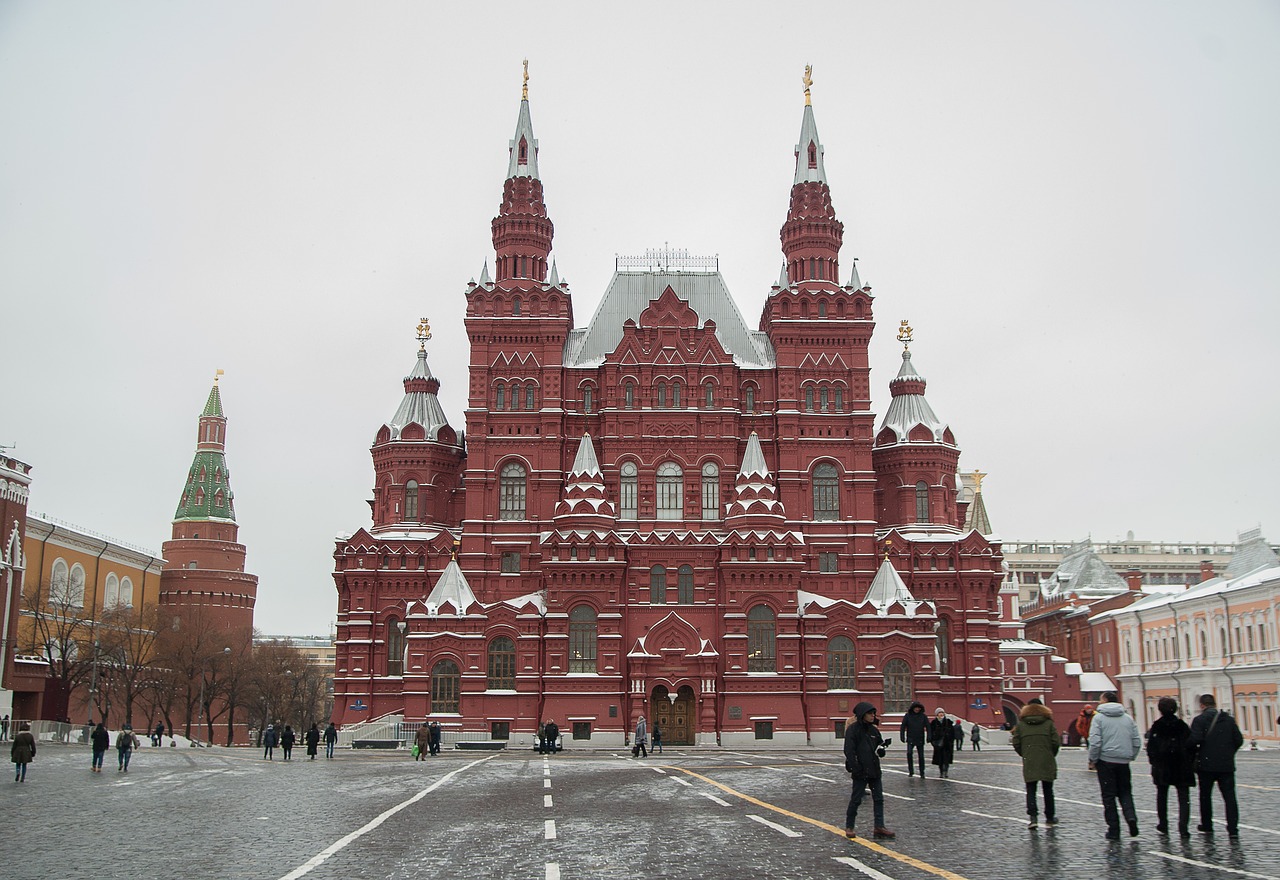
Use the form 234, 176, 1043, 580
651, 684, 696, 745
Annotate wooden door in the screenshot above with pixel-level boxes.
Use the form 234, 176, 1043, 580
652, 685, 696, 745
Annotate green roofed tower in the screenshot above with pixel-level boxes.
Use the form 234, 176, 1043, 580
158, 374, 258, 636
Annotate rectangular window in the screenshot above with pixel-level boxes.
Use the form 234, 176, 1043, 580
819, 552, 838, 573
620, 477, 637, 520
490, 721, 510, 740
702, 478, 719, 521
572, 722, 592, 740
754, 721, 774, 740
501, 552, 520, 574
833, 719, 846, 739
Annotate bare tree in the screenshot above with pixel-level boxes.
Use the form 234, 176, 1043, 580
97, 604, 162, 728
22, 571, 97, 720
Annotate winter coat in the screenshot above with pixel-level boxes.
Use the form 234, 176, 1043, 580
899, 702, 928, 744
1087, 702, 1142, 764
115, 730, 138, 752
1189, 708, 1243, 774
323, 724, 337, 744
415, 725, 431, 750
264, 728, 278, 748
635, 717, 648, 744
91, 726, 110, 752
544, 722, 559, 746
844, 702, 888, 781
1075, 708, 1094, 740
929, 717, 955, 766
10, 731, 36, 764
1011, 703, 1060, 782
281, 729, 296, 748
1145, 714, 1195, 788
429, 723, 441, 745
970, 725, 981, 744
305, 727, 320, 755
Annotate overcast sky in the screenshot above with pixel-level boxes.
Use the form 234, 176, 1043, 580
2, 1, 1277, 637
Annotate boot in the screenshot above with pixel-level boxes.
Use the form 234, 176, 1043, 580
873, 827, 896, 839
844, 828, 857, 839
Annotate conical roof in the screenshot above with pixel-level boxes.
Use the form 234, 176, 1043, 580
174, 382, 236, 523
862, 558, 923, 616
507, 97, 540, 180
724, 433, 786, 524
553, 434, 617, 525
793, 103, 828, 185
877, 350, 954, 446
384, 349, 455, 443
425, 558, 478, 614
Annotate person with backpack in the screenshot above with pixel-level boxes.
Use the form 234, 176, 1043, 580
1012, 699, 1059, 829
90, 721, 110, 772
844, 701, 894, 840
323, 722, 338, 759
899, 701, 928, 777
116, 725, 139, 773
1189, 693, 1244, 837
1145, 696, 1195, 837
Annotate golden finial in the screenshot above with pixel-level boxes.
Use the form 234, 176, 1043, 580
803, 64, 813, 106
451, 537, 460, 559
214, 368, 225, 384
522, 59, 529, 100
881, 537, 894, 560
416, 317, 432, 351
897, 319, 913, 350
971, 469, 987, 494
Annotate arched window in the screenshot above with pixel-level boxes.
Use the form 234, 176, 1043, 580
936, 618, 951, 675
495, 383, 505, 410
625, 382, 635, 409
672, 382, 682, 408
649, 565, 667, 604
430, 659, 460, 713
499, 463, 527, 520
656, 382, 667, 408
119, 576, 134, 607
747, 605, 776, 672
701, 462, 720, 520
487, 637, 515, 689
883, 659, 912, 713
704, 382, 714, 409
386, 617, 405, 676
834, 388, 843, 411
405, 480, 419, 521
569, 605, 597, 673
818, 300, 827, 317
678, 565, 694, 604
744, 386, 756, 414
1016, 657, 1028, 675
804, 386, 815, 412
104, 573, 119, 608
916, 481, 930, 523
513, 296, 522, 316
1200, 630, 1208, 659
813, 463, 839, 520
510, 383, 521, 410
828, 636, 856, 690
525, 384, 535, 410
819, 387, 828, 412
656, 462, 683, 520
619, 461, 638, 520
68, 564, 86, 607
583, 386, 594, 414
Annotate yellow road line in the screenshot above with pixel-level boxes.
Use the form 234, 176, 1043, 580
676, 767, 971, 880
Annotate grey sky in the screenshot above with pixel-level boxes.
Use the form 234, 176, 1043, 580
2, 2, 1277, 637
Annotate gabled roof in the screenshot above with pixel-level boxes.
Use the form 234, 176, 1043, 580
562, 271, 775, 369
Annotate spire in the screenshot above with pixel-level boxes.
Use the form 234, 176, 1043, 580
861, 558, 923, 617
776, 263, 788, 290
174, 376, 236, 523
547, 260, 560, 287
552, 433, 617, 527
493, 62, 554, 285
780, 67, 843, 286
724, 432, 786, 526
425, 557, 479, 615
847, 257, 862, 290
384, 319, 455, 443
479, 260, 492, 286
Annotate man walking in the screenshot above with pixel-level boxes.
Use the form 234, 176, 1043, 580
1088, 691, 1142, 839
899, 701, 928, 777
844, 701, 895, 840
1190, 693, 1243, 837
323, 722, 338, 759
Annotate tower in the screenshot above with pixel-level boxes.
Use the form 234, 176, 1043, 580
158, 375, 258, 635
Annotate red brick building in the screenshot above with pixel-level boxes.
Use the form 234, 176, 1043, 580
332, 81, 1010, 746
0, 454, 45, 720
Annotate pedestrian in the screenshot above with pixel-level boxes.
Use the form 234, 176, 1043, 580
1189, 693, 1243, 837
323, 722, 338, 759
970, 723, 982, 751
415, 721, 430, 761
11, 721, 35, 782
544, 719, 559, 754
953, 720, 965, 752
116, 725, 139, 773
1145, 696, 1194, 838
152, 722, 164, 748
90, 721, 110, 772
82, 717, 92, 744
1, 714, 8, 741
305, 723, 320, 760
1076, 705, 1096, 768
1088, 691, 1142, 839
429, 721, 442, 755
1012, 701, 1059, 829
282, 725, 297, 761
929, 708, 955, 778
899, 701, 928, 777
263, 724, 277, 760
633, 715, 648, 758
651, 722, 663, 754
843, 701, 895, 840
537, 721, 547, 754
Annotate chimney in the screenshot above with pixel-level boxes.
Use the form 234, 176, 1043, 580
1124, 569, 1143, 591
1199, 560, 1216, 582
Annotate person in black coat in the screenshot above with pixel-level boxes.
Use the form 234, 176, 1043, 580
1145, 696, 1195, 837
305, 723, 320, 760
1189, 693, 1244, 836
899, 701, 928, 777
281, 725, 296, 761
90, 722, 110, 773
929, 709, 955, 778
544, 720, 560, 754
844, 701, 895, 840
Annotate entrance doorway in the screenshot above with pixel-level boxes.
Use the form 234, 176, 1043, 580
651, 685, 696, 746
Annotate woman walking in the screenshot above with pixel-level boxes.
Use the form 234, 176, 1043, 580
305, 723, 320, 760
929, 709, 955, 778
1012, 700, 1060, 828
11, 722, 35, 782
1146, 696, 1194, 837
970, 723, 982, 751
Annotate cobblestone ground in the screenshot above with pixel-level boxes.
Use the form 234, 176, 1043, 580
2, 740, 1278, 880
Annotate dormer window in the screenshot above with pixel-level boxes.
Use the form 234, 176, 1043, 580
518, 137, 528, 164
808, 141, 817, 168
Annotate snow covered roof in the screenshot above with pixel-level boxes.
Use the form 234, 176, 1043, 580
1040, 540, 1129, 600
424, 558, 478, 615
1078, 672, 1116, 692
876, 350, 954, 446
862, 559, 926, 617
385, 349, 454, 443
1225, 528, 1279, 578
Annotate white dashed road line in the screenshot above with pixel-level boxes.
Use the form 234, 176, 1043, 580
833, 855, 899, 880
803, 773, 835, 783
962, 809, 1033, 826
544, 819, 557, 841
545, 863, 561, 880
671, 776, 692, 787
698, 791, 731, 807
747, 814, 802, 838
544, 794, 553, 808
1147, 851, 1280, 879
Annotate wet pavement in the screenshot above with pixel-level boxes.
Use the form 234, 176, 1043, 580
2, 740, 1278, 880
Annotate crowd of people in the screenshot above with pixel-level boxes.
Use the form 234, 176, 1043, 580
843, 692, 1246, 841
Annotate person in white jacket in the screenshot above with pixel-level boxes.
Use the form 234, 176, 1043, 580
1088, 691, 1143, 839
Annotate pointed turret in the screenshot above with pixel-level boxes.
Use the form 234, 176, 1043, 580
861, 558, 923, 617
724, 432, 786, 526
876, 350, 954, 447
384, 347, 454, 443
492, 62, 554, 285
175, 376, 236, 522
552, 434, 617, 527
781, 67, 843, 286
425, 556, 479, 615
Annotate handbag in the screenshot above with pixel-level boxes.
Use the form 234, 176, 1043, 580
411, 744, 420, 758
